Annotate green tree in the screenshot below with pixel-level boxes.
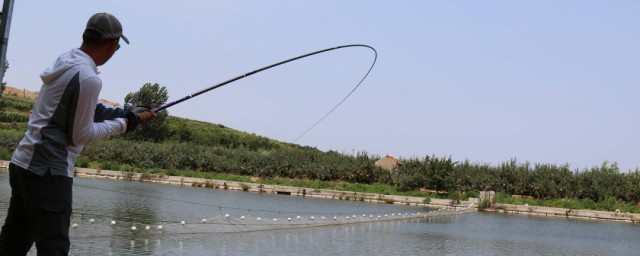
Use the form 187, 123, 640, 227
124, 83, 170, 142
176, 121, 194, 142
426, 156, 455, 193
393, 158, 428, 191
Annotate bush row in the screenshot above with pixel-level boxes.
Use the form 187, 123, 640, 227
395, 158, 640, 203
0, 96, 34, 112
0, 112, 29, 123
81, 139, 387, 184
2, 129, 638, 205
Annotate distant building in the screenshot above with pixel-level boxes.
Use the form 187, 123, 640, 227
375, 155, 402, 172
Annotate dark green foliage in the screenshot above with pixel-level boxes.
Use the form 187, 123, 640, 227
0, 129, 22, 154
0, 112, 29, 122
392, 156, 639, 206
76, 157, 90, 168
124, 83, 170, 142
80, 139, 384, 184
393, 159, 429, 191
164, 117, 288, 150
528, 163, 574, 199
0, 96, 33, 123
0, 147, 12, 160
574, 162, 635, 202
394, 155, 456, 192
0, 96, 33, 112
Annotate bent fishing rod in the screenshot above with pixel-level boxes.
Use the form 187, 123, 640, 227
152, 44, 377, 141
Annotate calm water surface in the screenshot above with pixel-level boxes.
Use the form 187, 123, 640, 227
0, 172, 638, 255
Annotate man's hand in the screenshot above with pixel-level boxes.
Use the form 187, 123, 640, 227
125, 106, 157, 132
135, 106, 157, 124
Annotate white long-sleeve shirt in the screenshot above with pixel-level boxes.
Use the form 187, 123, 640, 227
11, 48, 127, 177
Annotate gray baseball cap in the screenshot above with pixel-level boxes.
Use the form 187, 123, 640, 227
85, 12, 129, 44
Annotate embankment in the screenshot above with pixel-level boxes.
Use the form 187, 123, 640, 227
485, 203, 639, 223
1, 160, 638, 223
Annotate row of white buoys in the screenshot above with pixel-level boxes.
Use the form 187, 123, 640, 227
129, 225, 163, 231
69, 208, 468, 230
72, 222, 164, 230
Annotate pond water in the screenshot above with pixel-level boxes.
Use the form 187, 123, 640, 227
0, 172, 638, 255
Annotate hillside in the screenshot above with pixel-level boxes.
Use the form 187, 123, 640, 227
0, 85, 303, 151
3, 85, 125, 107
2, 85, 39, 100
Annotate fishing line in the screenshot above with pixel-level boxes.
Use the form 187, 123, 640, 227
152, 44, 377, 142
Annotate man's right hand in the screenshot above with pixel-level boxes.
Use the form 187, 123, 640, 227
125, 106, 156, 132
136, 107, 156, 124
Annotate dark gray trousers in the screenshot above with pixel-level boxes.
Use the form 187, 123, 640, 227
0, 163, 73, 256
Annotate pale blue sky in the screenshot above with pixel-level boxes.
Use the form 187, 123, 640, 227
5, 1, 639, 171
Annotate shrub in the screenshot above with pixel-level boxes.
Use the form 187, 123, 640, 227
0, 113, 29, 123
596, 196, 621, 212
478, 199, 491, 211
75, 157, 90, 168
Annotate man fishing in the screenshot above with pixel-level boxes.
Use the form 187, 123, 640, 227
0, 12, 155, 255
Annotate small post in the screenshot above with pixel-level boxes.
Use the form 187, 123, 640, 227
0, 0, 15, 95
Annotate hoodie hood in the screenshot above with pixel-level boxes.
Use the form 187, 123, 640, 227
40, 48, 98, 84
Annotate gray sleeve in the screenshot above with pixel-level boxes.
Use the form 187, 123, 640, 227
94, 102, 131, 122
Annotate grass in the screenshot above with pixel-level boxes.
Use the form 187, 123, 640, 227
0, 148, 12, 160
494, 192, 640, 213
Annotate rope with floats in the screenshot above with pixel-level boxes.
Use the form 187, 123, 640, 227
152, 44, 377, 142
